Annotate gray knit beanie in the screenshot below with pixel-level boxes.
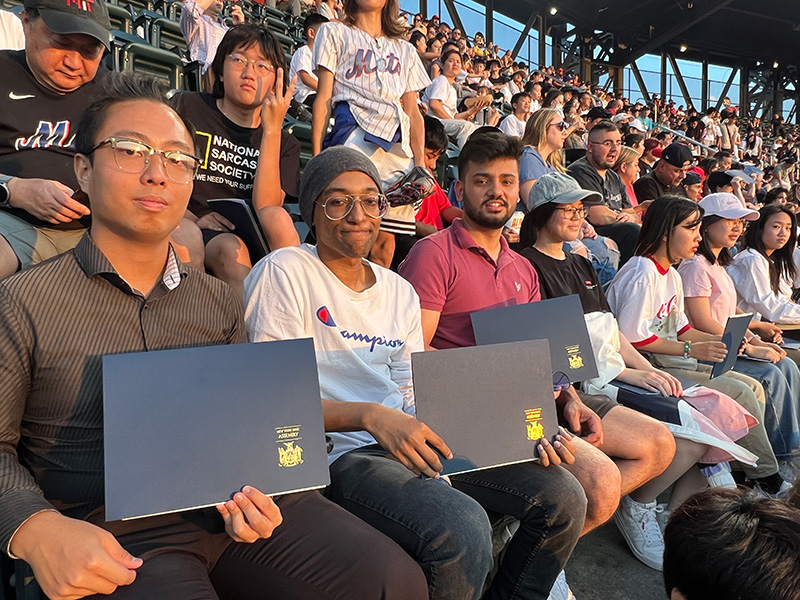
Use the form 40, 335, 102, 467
298, 146, 383, 231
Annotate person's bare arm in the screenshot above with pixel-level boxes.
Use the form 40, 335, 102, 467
321, 399, 452, 477
427, 98, 454, 120
252, 70, 295, 212
419, 308, 441, 351
586, 203, 619, 226
684, 296, 725, 335
297, 69, 318, 91
403, 90, 426, 168
6, 177, 90, 224
311, 68, 334, 155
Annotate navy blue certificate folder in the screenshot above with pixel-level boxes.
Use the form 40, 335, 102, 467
412, 339, 558, 476
470, 294, 599, 383
710, 313, 753, 379
103, 339, 329, 521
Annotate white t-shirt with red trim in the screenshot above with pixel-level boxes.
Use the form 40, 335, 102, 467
606, 255, 696, 370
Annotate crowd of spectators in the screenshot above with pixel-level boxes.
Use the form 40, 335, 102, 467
2, 1, 800, 600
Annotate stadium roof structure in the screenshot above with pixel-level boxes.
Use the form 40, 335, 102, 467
492, 0, 800, 69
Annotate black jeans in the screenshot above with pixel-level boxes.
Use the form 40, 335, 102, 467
87, 491, 427, 600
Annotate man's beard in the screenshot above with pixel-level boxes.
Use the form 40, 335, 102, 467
463, 194, 514, 229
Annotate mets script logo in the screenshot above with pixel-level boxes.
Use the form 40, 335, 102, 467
344, 49, 402, 79
15, 120, 75, 151
315, 305, 405, 352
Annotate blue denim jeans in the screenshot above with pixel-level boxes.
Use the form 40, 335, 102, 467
326, 445, 587, 600
733, 356, 800, 459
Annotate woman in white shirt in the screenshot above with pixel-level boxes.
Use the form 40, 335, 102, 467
728, 204, 800, 326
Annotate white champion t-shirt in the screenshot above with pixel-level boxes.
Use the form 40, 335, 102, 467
243, 244, 424, 463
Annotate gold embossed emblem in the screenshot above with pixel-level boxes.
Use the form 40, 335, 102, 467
566, 344, 584, 370
275, 425, 304, 468
525, 408, 544, 441
278, 441, 304, 467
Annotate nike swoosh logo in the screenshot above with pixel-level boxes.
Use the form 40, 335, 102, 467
9, 92, 35, 100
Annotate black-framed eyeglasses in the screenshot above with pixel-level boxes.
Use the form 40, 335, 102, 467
556, 206, 588, 220
87, 137, 200, 184
553, 371, 571, 392
316, 194, 389, 221
550, 121, 570, 131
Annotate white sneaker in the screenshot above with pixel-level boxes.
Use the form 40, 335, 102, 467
547, 570, 576, 600
701, 463, 736, 488
613, 496, 664, 571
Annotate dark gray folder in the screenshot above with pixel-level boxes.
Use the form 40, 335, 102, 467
412, 340, 558, 476
710, 313, 753, 379
103, 339, 329, 521
470, 294, 598, 383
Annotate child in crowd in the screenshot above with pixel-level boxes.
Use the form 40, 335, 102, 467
289, 13, 328, 108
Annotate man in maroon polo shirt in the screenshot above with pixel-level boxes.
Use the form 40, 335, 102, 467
399, 130, 674, 596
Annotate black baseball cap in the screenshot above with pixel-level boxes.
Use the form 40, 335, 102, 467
24, 0, 111, 49
661, 143, 693, 168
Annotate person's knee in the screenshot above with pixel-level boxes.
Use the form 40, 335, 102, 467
205, 234, 251, 275
170, 219, 204, 270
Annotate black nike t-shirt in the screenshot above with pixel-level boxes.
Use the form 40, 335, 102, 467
0, 50, 110, 229
172, 92, 300, 218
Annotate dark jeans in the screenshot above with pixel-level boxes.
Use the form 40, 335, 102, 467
327, 445, 587, 600
88, 491, 427, 600
594, 221, 641, 266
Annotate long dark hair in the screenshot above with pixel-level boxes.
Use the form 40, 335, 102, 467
697, 215, 734, 267
742, 204, 797, 294
635, 195, 704, 264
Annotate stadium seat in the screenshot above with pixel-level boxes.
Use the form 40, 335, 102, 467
109, 30, 185, 89
105, 2, 135, 35
283, 117, 313, 170
133, 9, 187, 54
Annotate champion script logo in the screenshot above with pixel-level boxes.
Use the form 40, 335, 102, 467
315, 305, 405, 352
9, 92, 35, 100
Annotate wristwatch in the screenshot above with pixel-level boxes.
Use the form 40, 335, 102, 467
0, 175, 13, 208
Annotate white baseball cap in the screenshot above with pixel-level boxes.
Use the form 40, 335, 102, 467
698, 193, 759, 220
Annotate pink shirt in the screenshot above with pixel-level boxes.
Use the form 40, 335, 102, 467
399, 219, 541, 349
678, 254, 737, 326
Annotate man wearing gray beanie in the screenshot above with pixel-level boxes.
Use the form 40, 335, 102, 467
242, 146, 496, 599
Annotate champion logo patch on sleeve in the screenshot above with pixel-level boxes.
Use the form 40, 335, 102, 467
316, 306, 336, 327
